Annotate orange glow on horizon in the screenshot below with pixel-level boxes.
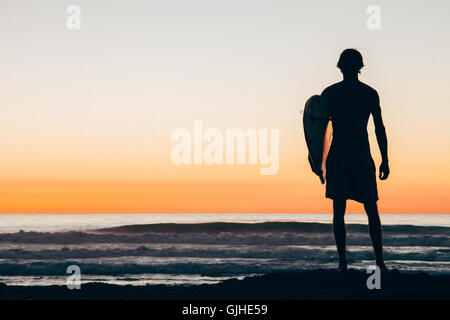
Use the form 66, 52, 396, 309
0, 179, 448, 214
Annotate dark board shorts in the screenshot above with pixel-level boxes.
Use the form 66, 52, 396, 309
325, 146, 378, 203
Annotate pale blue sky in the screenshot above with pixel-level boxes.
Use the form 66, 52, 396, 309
0, 0, 449, 182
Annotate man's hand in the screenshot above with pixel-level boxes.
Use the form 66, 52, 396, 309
379, 161, 390, 180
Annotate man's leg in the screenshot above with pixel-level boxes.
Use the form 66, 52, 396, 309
363, 201, 388, 271
333, 199, 347, 271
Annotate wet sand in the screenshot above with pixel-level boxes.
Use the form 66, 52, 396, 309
0, 269, 448, 300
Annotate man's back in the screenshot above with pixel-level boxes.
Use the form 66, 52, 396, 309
322, 80, 379, 150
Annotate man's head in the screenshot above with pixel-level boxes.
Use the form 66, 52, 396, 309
337, 49, 364, 75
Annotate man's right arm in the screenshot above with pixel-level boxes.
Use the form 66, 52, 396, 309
372, 92, 390, 179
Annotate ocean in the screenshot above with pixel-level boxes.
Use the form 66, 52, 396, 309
0, 214, 448, 287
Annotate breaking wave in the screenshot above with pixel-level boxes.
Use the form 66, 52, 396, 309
94, 222, 450, 235
0, 222, 448, 279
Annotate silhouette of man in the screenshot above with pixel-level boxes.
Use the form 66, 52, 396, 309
321, 49, 390, 272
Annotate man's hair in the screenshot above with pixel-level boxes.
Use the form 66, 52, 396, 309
337, 49, 364, 74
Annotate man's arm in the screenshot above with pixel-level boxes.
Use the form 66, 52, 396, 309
372, 92, 390, 180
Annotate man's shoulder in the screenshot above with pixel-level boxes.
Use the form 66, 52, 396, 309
358, 81, 379, 97
321, 81, 343, 96
321, 80, 379, 100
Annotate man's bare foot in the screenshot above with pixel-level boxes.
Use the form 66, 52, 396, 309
377, 261, 389, 273
338, 260, 348, 272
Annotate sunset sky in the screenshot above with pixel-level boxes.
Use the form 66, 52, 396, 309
0, 0, 449, 213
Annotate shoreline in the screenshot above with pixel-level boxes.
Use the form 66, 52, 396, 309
0, 269, 448, 300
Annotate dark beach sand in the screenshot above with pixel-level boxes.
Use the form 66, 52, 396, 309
0, 269, 448, 300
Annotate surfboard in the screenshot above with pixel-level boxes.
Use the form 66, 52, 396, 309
303, 95, 332, 184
